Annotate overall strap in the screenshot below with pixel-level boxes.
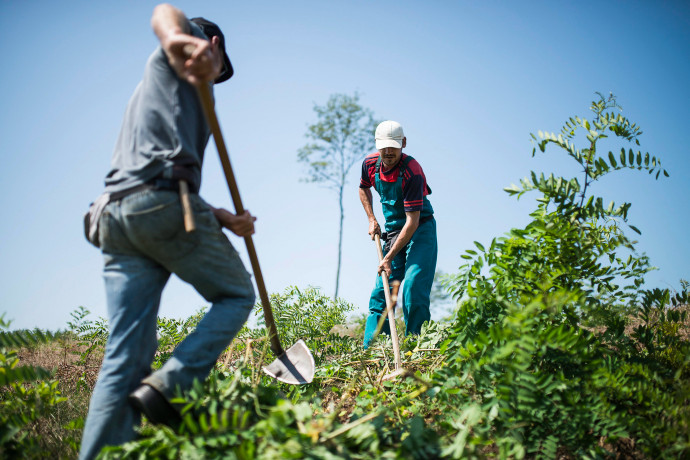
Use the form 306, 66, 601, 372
399, 154, 432, 195
400, 155, 413, 176
374, 155, 382, 194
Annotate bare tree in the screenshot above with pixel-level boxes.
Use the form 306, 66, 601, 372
298, 93, 379, 299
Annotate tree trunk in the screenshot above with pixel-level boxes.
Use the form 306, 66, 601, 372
335, 183, 344, 299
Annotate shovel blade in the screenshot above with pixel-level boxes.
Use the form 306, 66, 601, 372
262, 339, 315, 384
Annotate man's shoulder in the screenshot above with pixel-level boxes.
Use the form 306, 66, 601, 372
402, 154, 424, 174
363, 152, 380, 165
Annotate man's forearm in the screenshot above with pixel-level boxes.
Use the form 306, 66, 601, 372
359, 187, 376, 221
384, 213, 420, 261
151, 4, 189, 44
385, 223, 416, 261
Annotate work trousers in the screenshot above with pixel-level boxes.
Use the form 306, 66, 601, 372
363, 218, 437, 348
79, 189, 255, 460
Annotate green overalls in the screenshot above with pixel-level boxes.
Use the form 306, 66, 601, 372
363, 155, 438, 348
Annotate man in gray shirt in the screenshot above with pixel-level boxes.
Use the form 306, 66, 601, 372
80, 5, 256, 459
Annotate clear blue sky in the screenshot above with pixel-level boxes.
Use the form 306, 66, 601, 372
1, 0, 688, 330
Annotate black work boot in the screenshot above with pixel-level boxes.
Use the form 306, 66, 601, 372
129, 384, 182, 429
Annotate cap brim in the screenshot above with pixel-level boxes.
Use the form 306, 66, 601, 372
215, 54, 233, 83
376, 138, 403, 150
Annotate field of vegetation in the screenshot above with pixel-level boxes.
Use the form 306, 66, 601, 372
2, 94, 689, 459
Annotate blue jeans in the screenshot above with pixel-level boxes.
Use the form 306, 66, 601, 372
363, 219, 437, 348
79, 189, 255, 460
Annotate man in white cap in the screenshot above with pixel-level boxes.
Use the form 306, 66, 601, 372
359, 120, 437, 347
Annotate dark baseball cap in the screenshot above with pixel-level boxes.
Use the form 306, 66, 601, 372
190, 17, 234, 83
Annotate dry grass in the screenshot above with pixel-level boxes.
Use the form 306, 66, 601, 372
12, 338, 101, 459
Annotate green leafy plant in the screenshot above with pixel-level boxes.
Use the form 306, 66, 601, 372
253, 285, 356, 360
68, 308, 108, 369
154, 308, 207, 368
436, 93, 687, 458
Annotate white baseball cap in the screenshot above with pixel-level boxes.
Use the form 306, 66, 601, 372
375, 120, 405, 150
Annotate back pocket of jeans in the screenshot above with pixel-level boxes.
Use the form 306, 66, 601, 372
126, 196, 199, 261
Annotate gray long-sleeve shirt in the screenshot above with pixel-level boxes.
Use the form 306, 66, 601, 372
104, 22, 210, 194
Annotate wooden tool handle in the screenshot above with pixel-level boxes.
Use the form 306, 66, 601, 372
374, 234, 402, 369
179, 180, 196, 233
196, 84, 284, 357
390, 280, 401, 305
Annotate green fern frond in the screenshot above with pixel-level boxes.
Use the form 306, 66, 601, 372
0, 328, 54, 349
0, 364, 53, 386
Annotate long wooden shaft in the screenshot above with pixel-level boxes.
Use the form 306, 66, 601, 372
196, 84, 284, 356
374, 234, 402, 369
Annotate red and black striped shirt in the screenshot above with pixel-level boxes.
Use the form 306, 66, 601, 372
359, 152, 431, 212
